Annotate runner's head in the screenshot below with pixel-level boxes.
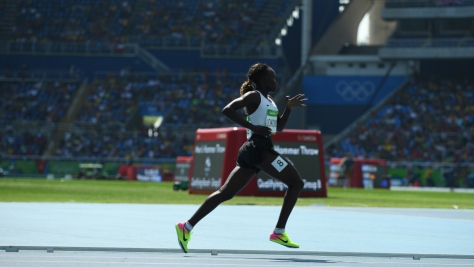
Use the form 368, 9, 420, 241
240, 63, 275, 96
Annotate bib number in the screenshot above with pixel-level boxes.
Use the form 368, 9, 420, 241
271, 156, 288, 172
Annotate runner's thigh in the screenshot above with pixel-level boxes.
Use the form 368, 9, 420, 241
220, 166, 256, 195
256, 152, 302, 186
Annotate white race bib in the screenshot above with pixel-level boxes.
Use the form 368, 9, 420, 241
271, 156, 288, 172
246, 116, 252, 138
266, 109, 278, 134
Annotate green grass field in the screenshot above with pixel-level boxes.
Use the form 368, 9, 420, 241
1, 178, 473, 209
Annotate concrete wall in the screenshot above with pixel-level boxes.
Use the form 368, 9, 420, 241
311, 0, 373, 55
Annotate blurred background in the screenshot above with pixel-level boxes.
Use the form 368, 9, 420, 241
0, 0, 473, 189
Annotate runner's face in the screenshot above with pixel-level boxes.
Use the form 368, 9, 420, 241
264, 68, 277, 92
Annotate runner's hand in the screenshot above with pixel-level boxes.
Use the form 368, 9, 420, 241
285, 94, 307, 110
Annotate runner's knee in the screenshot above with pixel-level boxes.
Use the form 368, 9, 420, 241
293, 177, 304, 191
216, 187, 236, 202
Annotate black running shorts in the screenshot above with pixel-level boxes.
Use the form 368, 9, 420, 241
236, 134, 279, 173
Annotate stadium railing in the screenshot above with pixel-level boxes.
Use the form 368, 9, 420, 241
92, 69, 289, 87
386, 38, 474, 47
0, 121, 56, 138
0, 154, 175, 164
5, 42, 138, 55
93, 70, 268, 82
126, 36, 202, 48
201, 44, 282, 58
389, 161, 474, 168
0, 70, 83, 81
2, 155, 473, 167
385, 0, 474, 7
1, 125, 194, 160
5, 40, 282, 58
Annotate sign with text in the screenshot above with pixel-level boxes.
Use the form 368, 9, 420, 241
136, 166, 162, 182
329, 158, 388, 188
257, 141, 323, 193
174, 156, 192, 181
189, 141, 226, 191
188, 128, 326, 197
361, 164, 389, 188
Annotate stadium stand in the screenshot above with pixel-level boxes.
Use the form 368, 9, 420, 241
4, 0, 295, 60
0, 69, 82, 157
384, 0, 474, 8
325, 75, 474, 164
382, 0, 474, 50
76, 70, 241, 127
12, 0, 134, 43
0, 122, 50, 156
54, 125, 194, 159
9, 0, 294, 54
133, 0, 266, 47
0, 2, 4, 19
1, 0, 473, 187
1, 0, 295, 160
76, 76, 136, 125
306, 0, 474, 187
51, 70, 242, 158
0, 68, 245, 159
0, 80, 79, 123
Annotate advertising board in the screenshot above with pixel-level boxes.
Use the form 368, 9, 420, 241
189, 128, 326, 197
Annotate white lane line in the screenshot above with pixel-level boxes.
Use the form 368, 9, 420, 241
5, 247, 473, 260
340, 260, 474, 266
0, 260, 342, 266
1, 255, 328, 262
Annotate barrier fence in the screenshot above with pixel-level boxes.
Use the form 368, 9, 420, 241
1, 155, 472, 188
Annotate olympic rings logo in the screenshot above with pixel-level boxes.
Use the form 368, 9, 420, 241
335, 81, 375, 102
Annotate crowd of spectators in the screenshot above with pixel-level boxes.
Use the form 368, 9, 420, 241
56, 70, 243, 158
11, 0, 252, 46
148, 70, 242, 127
0, 125, 49, 156
0, 78, 78, 157
12, 0, 134, 44
0, 2, 4, 20
9, 0, 294, 52
135, 0, 266, 47
77, 75, 136, 125
79, 70, 242, 127
326, 75, 474, 166
0, 80, 79, 123
54, 126, 194, 159
436, 0, 465, 6
0, 67, 246, 158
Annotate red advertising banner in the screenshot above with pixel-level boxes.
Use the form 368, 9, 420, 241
189, 127, 327, 197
